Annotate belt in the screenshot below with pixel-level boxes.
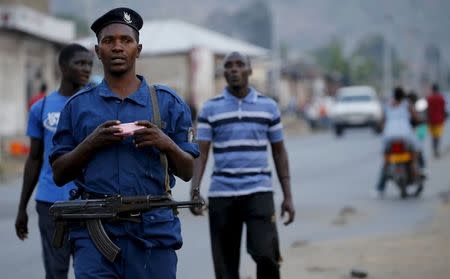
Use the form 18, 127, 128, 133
69, 187, 117, 200
81, 191, 116, 200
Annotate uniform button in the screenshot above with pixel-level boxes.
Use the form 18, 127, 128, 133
115, 100, 121, 104
145, 170, 152, 178
150, 216, 155, 220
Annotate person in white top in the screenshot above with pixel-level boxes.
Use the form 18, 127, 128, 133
376, 87, 420, 195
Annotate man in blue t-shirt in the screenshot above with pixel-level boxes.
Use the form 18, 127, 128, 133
15, 44, 93, 279
190, 52, 295, 279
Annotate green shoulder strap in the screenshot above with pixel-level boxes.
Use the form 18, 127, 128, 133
149, 85, 171, 194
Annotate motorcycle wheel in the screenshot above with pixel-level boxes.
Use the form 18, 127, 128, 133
413, 182, 424, 198
399, 181, 408, 199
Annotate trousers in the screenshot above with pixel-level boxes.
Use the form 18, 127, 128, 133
208, 192, 281, 279
36, 201, 71, 279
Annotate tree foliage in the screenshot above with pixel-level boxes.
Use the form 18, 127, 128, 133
313, 38, 349, 84
313, 34, 405, 89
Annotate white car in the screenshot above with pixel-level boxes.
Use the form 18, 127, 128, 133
329, 86, 383, 136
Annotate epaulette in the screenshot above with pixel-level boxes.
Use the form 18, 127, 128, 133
78, 83, 96, 94
153, 84, 183, 103
66, 83, 97, 104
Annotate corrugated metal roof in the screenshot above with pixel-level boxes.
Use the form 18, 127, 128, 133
0, 4, 75, 44
76, 19, 268, 57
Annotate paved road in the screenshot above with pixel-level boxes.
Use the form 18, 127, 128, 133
1, 127, 449, 279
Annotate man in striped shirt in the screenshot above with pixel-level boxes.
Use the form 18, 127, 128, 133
190, 51, 295, 279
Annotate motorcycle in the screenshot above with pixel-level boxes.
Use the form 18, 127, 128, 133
384, 139, 424, 198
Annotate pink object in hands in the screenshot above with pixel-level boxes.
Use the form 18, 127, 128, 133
114, 122, 145, 136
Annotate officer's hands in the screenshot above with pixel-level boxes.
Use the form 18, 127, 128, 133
85, 120, 123, 150
190, 187, 206, 216
281, 198, 295, 225
133, 121, 172, 150
15, 209, 28, 240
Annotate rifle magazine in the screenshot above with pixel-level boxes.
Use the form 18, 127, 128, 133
86, 219, 121, 262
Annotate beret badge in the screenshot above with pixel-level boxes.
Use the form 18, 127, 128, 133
123, 12, 132, 24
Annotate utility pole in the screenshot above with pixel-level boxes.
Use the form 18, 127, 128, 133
267, 0, 280, 101
382, 14, 393, 97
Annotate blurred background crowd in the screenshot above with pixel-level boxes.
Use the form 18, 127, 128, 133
1, 0, 449, 149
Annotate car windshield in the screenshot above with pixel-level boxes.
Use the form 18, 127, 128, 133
338, 95, 372, 102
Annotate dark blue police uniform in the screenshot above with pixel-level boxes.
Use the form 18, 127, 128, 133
51, 76, 199, 278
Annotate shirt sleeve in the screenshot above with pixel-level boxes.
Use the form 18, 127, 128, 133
49, 103, 76, 164
196, 103, 212, 141
268, 103, 284, 143
26, 100, 44, 139
171, 101, 200, 158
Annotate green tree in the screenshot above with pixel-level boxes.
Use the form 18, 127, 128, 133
351, 34, 404, 88
349, 55, 377, 86
313, 38, 350, 83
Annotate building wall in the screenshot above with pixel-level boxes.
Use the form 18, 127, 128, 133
188, 47, 215, 110
279, 77, 312, 111
89, 52, 269, 119
0, 30, 58, 136
136, 54, 190, 100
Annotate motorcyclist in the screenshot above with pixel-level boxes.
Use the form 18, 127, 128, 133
376, 86, 420, 197
407, 91, 427, 171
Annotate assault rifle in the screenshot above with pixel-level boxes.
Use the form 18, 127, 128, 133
50, 193, 204, 262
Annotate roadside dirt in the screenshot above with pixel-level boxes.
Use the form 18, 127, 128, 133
282, 194, 450, 279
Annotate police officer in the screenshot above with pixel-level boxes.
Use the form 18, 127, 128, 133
15, 43, 93, 279
50, 7, 199, 279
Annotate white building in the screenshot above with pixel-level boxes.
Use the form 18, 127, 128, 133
0, 4, 75, 136
77, 19, 268, 111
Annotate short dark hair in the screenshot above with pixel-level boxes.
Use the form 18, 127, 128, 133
58, 44, 89, 67
40, 83, 47, 92
223, 51, 251, 68
393, 87, 405, 101
407, 91, 418, 103
432, 83, 439, 92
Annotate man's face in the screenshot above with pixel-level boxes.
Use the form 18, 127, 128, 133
95, 23, 142, 75
223, 53, 252, 88
64, 51, 93, 86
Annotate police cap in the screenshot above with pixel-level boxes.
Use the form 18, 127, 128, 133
90, 7, 143, 36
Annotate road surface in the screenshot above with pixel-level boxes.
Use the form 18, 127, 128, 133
1, 128, 449, 278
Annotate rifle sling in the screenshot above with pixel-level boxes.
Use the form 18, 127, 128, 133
149, 85, 171, 195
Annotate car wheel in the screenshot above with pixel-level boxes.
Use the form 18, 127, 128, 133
335, 126, 343, 137
372, 124, 382, 134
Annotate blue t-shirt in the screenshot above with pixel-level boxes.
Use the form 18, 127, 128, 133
50, 76, 199, 249
197, 88, 284, 197
27, 91, 76, 203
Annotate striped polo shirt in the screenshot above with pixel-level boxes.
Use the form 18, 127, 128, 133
197, 87, 284, 197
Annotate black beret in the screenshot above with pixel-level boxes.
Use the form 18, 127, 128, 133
90, 7, 143, 35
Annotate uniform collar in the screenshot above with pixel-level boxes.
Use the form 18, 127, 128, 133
99, 75, 149, 107
223, 87, 257, 104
